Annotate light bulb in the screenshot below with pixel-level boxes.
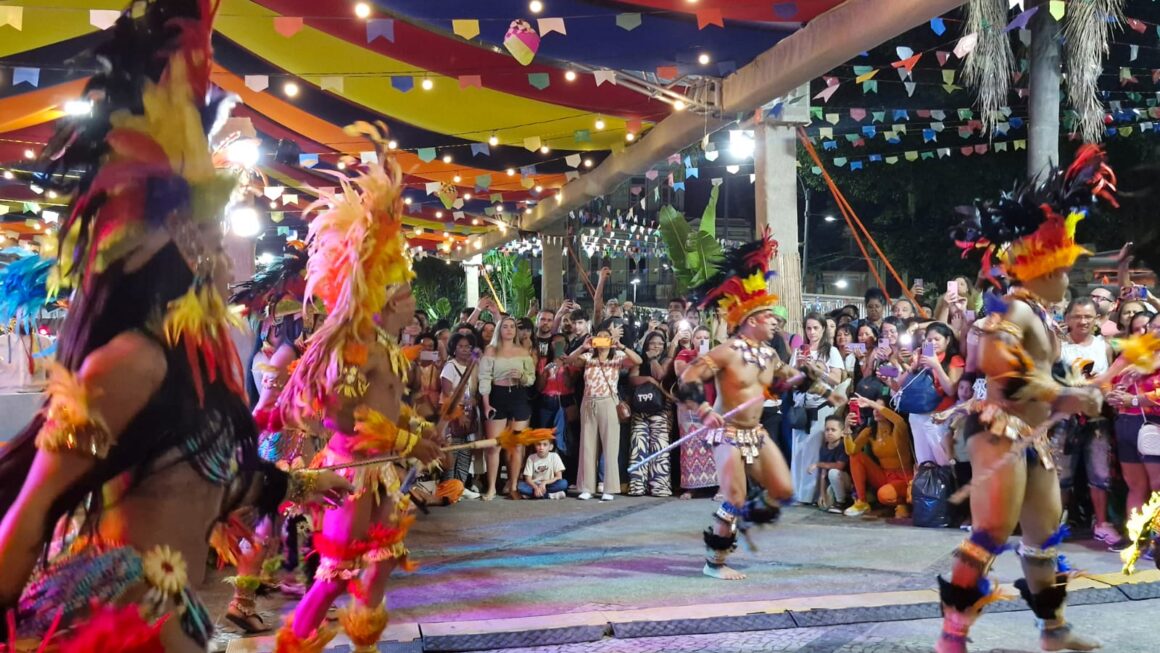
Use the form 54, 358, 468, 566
283, 82, 299, 97
23, 149, 35, 159
229, 206, 261, 237
63, 99, 93, 116
506, 168, 516, 176
442, 154, 453, 164
673, 100, 686, 111
488, 134, 499, 146
336, 161, 347, 170
421, 78, 434, 91
2, 171, 13, 180
698, 53, 711, 66
453, 174, 462, 183
564, 70, 577, 82
464, 193, 472, 200
583, 158, 593, 167
594, 118, 606, 130
354, 2, 371, 18
540, 145, 550, 154
625, 132, 636, 142
529, 0, 543, 13
534, 185, 543, 192
225, 139, 261, 168
387, 140, 398, 150
436, 211, 444, 219
404, 197, 413, 205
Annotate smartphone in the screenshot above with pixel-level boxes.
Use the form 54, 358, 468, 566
591, 337, 612, 348
799, 341, 812, 357
914, 278, 924, 291
849, 343, 867, 355
964, 310, 977, 323
699, 339, 710, 355
1137, 286, 1149, 299
420, 350, 440, 362
922, 342, 935, 358
947, 280, 959, 297
898, 334, 914, 350
878, 364, 900, 378
553, 341, 565, 358
849, 409, 862, 426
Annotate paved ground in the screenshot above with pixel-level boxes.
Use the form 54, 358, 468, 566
210, 496, 1157, 653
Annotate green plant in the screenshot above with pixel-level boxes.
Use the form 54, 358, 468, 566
412, 258, 465, 326
658, 184, 724, 292
481, 251, 535, 317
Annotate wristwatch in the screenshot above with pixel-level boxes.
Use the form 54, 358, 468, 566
1132, 396, 1140, 408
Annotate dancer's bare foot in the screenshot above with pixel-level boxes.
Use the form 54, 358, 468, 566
226, 605, 271, 634
1041, 625, 1101, 652
702, 562, 746, 580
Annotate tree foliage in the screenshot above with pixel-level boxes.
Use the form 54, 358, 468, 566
412, 257, 465, 326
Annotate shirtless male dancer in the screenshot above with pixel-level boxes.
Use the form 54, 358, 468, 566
678, 234, 800, 580
937, 145, 1117, 653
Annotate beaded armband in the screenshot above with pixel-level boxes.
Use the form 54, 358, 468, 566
35, 363, 114, 458
351, 405, 419, 456
699, 355, 721, 375
985, 318, 1024, 340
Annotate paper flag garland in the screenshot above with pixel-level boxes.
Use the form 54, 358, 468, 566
954, 33, 978, 59
504, 20, 541, 66
245, 75, 269, 92
417, 147, 437, 163
528, 73, 551, 90
523, 136, 542, 152
437, 182, 458, 209
452, 19, 480, 40
0, 6, 23, 30
1005, 6, 1037, 31
565, 154, 582, 168
537, 17, 567, 36
616, 13, 642, 31
12, 67, 39, 87
459, 75, 482, 88
391, 76, 414, 93
90, 9, 119, 29
696, 9, 724, 30
320, 76, 344, 93
930, 17, 946, 35
594, 70, 616, 86
367, 18, 394, 43
273, 16, 303, 38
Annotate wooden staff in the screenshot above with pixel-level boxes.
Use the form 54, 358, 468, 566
565, 242, 598, 297
479, 266, 507, 314
321, 430, 553, 471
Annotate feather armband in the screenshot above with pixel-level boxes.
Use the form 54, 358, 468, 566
351, 406, 419, 456
35, 363, 114, 458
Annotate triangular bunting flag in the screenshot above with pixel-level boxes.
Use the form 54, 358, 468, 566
452, 19, 480, 40
245, 75, 269, 92
537, 17, 566, 36
273, 16, 303, 38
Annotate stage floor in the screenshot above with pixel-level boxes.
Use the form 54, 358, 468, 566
212, 495, 1156, 653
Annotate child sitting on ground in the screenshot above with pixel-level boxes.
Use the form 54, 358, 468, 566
811, 415, 853, 514
518, 440, 568, 499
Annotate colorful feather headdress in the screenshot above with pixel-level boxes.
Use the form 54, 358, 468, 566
35, 0, 244, 403
229, 241, 308, 319
691, 230, 779, 329
282, 121, 415, 418
0, 249, 58, 329
953, 144, 1117, 283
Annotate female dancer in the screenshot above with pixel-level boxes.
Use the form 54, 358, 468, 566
479, 316, 536, 500
0, 3, 348, 650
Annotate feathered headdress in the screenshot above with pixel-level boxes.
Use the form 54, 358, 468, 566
229, 241, 308, 319
691, 230, 779, 329
0, 249, 57, 328
953, 144, 1117, 282
38, 0, 244, 403
282, 121, 414, 419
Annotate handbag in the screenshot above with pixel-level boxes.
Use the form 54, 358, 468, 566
631, 380, 666, 414
1136, 386, 1160, 456
894, 369, 942, 414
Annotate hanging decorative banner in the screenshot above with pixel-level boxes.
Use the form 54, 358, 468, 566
271, 211, 284, 223
367, 18, 395, 43
504, 20, 541, 66
523, 136, 542, 152
905, 81, 916, 97
281, 194, 299, 206
452, 19, 480, 40
853, 66, 878, 83
593, 69, 616, 86
320, 76, 344, 93
616, 13, 642, 31
936, 51, 951, 67
12, 67, 39, 87
359, 151, 378, 165
244, 74, 269, 92
0, 5, 23, 30
930, 17, 946, 36
1048, 0, 1065, 20
574, 129, 591, 143
475, 174, 492, 189
263, 186, 285, 200
470, 143, 490, 157
813, 77, 841, 103
644, 169, 659, 180
273, 16, 303, 38
298, 154, 318, 168
90, 9, 119, 29
863, 81, 878, 94
565, 154, 582, 167
425, 182, 441, 195
459, 75, 483, 88
437, 182, 458, 209
528, 72, 551, 90
391, 76, 414, 92
850, 108, 867, 121
1005, 6, 1038, 31
537, 17, 567, 36
696, 8, 724, 30
892, 53, 922, 75
953, 33, 978, 59
656, 66, 680, 81
417, 147, 437, 163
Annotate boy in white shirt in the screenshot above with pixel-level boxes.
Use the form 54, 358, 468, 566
519, 440, 568, 499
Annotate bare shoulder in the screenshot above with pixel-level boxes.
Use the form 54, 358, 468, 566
708, 341, 739, 364
483, 345, 498, 357
80, 331, 167, 391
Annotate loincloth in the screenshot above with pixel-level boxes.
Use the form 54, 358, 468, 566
937, 398, 1054, 470
16, 540, 211, 648
706, 425, 768, 464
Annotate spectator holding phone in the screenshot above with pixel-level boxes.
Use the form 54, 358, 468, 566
896, 322, 963, 467
788, 313, 845, 504
535, 334, 578, 479
835, 324, 857, 379
564, 326, 642, 501
673, 325, 719, 497
479, 316, 537, 500
410, 332, 443, 420
843, 395, 914, 518
628, 331, 675, 497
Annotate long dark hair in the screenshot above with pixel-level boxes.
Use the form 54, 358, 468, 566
923, 322, 961, 373
803, 311, 834, 360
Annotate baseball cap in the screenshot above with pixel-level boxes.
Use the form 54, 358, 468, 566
772, 306, 789, 323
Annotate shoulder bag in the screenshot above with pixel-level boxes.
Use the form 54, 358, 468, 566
1136, 385, 1160, 457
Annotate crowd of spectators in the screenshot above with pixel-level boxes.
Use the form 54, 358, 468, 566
414, 258, 1160, 558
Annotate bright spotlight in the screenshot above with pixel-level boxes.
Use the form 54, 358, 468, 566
229, 206, 261, 237
225, 139, 261, 168
63, 100, 93, 116
728, 130, 755, 159
834, 278, 849, 290
354, 2, 371, 18
283, 82, 299, 97
258, 252, 276, 265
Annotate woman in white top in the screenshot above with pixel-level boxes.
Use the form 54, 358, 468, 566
441, 332, 480, 494
479, 317, 536, 500
788, 312, 844, 504
564, 325, 642, 501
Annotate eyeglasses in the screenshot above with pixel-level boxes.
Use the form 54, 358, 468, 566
1089, 295, 1113, 303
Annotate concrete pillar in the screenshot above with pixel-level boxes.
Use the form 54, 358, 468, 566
463, 254, 481, 308
1028, 0, 1061, 180
540, 233, 565, 310
754, 121, 805, 334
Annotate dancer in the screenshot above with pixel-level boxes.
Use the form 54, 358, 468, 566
275, 122, 442, 653
677, 234, 800, 580
223, 243, 313, 632
0, 2, 350, 650
936, 145, 1117, 653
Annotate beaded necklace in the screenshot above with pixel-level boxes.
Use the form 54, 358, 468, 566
731, 336, 775, 372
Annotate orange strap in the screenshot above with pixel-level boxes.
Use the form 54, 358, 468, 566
797, 128, 923, 313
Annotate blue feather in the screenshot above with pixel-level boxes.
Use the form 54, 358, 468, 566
983, 290, 1009, 317
0, 251, 55, 328
969, 529, 1016, 555
1040, 524, 1070, 550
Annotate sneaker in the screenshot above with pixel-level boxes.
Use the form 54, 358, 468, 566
844, 500, 871, 517
548, 491, 565, 500
597, 482, 604, 493
827, 505, 845, 514
577, 492, 593, 501
600, 493, 614, 502
1093, 522, 1120, 545
461, 488, 481, 500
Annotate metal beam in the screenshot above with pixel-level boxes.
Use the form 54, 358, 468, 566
459, 0, 968, 260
